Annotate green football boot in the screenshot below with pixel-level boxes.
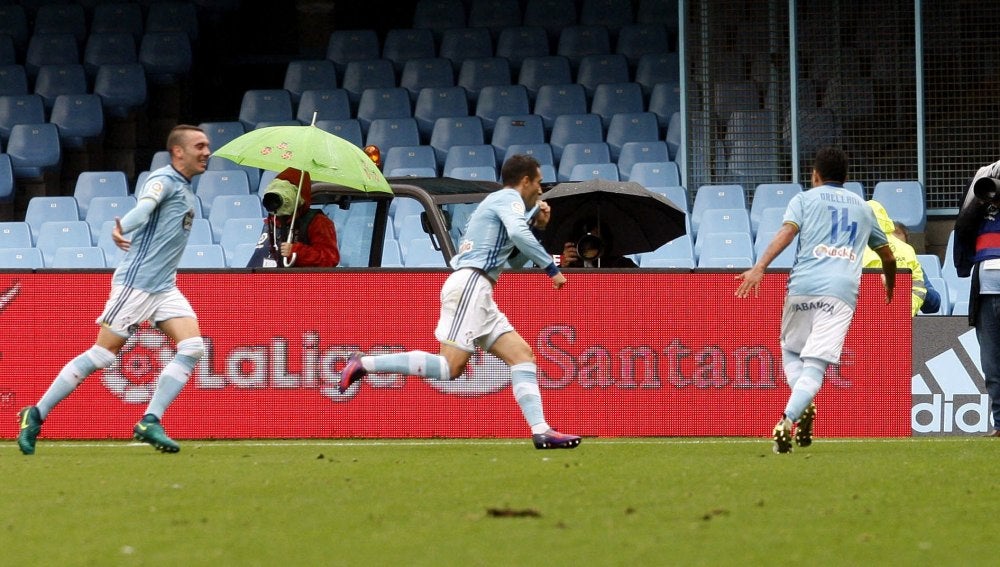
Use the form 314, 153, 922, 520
17, 406, 43, 455
133, 414, 180, 453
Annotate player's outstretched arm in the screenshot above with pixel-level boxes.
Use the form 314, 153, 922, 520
735, 223, 797, 298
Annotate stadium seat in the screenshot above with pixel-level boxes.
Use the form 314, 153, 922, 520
516, 56, 573, 101
390, 198, 425, 233
754, 232, 798, 268
449, 166, 497, 182
145, 1, 199, 40
326, 29, 380, 75
576, 54, 631, 100
590, 82, 645, 130
413, 86, 470, 142
664, 111, 681, 160
458, 57, 512, 104
7, 123, 61, 180
179, 244, 226, 268
691, 184, 746, 237
149, 151, 171, 171
490, 114, 545, 166
439, 27, 494, 73
340, 59, 396, 109
74, 171, 129, 219
0, 221, 32, 248
467, 0, 522, 39
524, 0, 578, 44
402, 236, 447, 267
0, 65, 29, 96
188, 218, 214, 245
412, 0, 467, 37
495, 26, 550, 73
945, 274, 971, 314
382, 28, 436, 73
208, 195, 264, 243
557, 142, 611, 182
872, 181, 926, 232
50, 94, 105, 148
283, 60, 338, 104
94, 220, 125, 266
25, 33, 78, 78
430, 116, 486, 168
0, 154, 13, 204
199, 121, 246, 150
725, 110, 782, 188
569, 162, 619, 181
138, 32, 192, 83
443, 145, 496, 177
196, 170, 252, 217
206, 157, 260, 195
638, 234, 693, 267
923, 277, 949, 315
93, 64, 147, 118
238, 89, 294, 131
36, 220, 92, 266
617, 24, 672, 69
533, 84, 588, 132
356, 87, 413, 135
366, 117, 421, 157
381, 238, 403, 267
92, 3, 144, 40
696, 232, 754, 266
843, 181, 866, 200
400, 58, 455, 102
0, 247, 43, 269
0, 94, 45, 143
503, 143, 555, 169
228, 242, 259, 268
616, 141, 670, 181
33, 64, 87, 110
556, 25, 612, 71
219, 217, 265, 259
580, 0, 635, 31
475, 85, 531, 136
549, 113, 604, 162
695, 208, 751, 257
648, 79, 682, 131
748, 183, 802, 235
648, 185, 689, 212
51, 246, 107, 269
917, 254, 942, 279
754, 207, 788, 237
605, 112, 660, 161
315, 118, 364, 147
383, 145, 438, 178
297, 88, 351, 124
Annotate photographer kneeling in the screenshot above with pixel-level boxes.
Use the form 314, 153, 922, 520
249, 167, 340, 268
560, 217, 637, 268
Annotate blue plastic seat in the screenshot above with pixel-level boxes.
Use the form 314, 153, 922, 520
639, 234, 693, 266
25, 33, 78, 78
356, 87, 413, 135
475, 85, 530, 136
695, 231, 754, 266
402, 236, 447, 267
0, 94, 45, 143
138, 32, 192, 83
605, 112, 659, 161
443, 145, 496, 177
664, 110, 681, 160
36, 220, 92, 266
208, 195, 264, 243
219, 217, 265, 258
188, 218, 214, 245
0, 154, 13, 203
430, 116, 486, 168
439, 27, 494, 73
590, 82, 644, 130
206, 157, 260, 195
238, 89, 294, 130
413, 0, 467, 37
524, 0, 578, 44
50, 93, 105, 149
179, 244, 226, 268
340, 58, 397, 109
228, 242, 259, 268
556, 25, 611, 70
50, 246, 107, 268
457, 57, 512, 104
92, 3, 144, 41
7, 123, 61, 180
0, 221, 32, 248
569, 162, 619, 181
917, 254, 942, 279
548, 113, 603, 162
326, 29, 380, 75
449, 166, 497, 182
750, 183, 802, 235
557, 142, 611, 182
516, 56, 572, 101
533, 84, 587, 132
617, 24, 671, 69
0, 247, 43, 268
297, 88, 351, 124
467, 0, 522, 38
74, 171, 129, 218
695, 208, 751, 256
691, 184, 747, 237
754, 207, 789, 236
647, 80, 681, 130
381, 238, 403, 267
647, 185, 688, 212
315, 118, 364, 147
843, 181, 866, 200
33, 64, 88, 111
616, 141, 670, 181
504, 143, 555, 168
366, 117, 421, 157
198, 121, 246, 149
490, 114, 545, 167
283, 60, 338, 104
576, 54, 631, 99
400, 58, 455, 102
93, 64, 147, 118
382, 28, 436, 73
414, 86, 470, 141
754, 232, 797, 268
923, 277, 949, 315
83, 33, 138, 78
390, 198, 425, 233
495, 26, 550, 73
383, 145, 438, 177
196, 170, 251, 217
872, 181, 926, 232
0, 65, 29, 96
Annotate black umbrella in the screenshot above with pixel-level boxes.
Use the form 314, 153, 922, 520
540, 179, 687, 257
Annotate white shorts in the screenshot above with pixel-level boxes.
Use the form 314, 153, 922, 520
96, 285, 197, 338
780, 295, 855, 364
434, 269, 514, 353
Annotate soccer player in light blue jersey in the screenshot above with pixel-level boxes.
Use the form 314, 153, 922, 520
735, 147, 896, 453
17, 125, 211, 455
339, 155, 581, 449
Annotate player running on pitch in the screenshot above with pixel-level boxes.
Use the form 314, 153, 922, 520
339, 154, 581, 449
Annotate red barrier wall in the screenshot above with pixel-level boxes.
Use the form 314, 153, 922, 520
0, 270, 911, 439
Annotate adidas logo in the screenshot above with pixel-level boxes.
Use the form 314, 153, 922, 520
912, 329, 993, 434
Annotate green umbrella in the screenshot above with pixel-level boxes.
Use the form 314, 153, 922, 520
212, 123, 392, 194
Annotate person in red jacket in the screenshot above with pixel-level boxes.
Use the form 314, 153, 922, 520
257, 167, 340, 267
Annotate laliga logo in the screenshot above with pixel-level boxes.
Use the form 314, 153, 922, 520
425, 350, 510, 397
101, 329, 173, 403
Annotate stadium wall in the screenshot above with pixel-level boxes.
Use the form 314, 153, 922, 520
0, 271, 913, 439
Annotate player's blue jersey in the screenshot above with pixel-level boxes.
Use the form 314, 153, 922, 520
112, 165, 196, 293
451, 188, 554, 281
784, 184, 889, 306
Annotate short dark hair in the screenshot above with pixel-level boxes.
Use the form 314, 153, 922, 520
167, 124, 205, 152
500, 154, 541, 186
813, 146, 848, 183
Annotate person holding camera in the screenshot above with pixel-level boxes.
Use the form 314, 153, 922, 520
252, 167, 340, 268
560, 218, 637, 268
953, 159, 1000, 437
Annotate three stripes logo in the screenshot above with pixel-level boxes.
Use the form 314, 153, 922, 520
912, 328, 993, 434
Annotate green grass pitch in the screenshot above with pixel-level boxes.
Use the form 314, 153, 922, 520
3, 437, 997, 566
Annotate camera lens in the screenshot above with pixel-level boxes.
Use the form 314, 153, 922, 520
262, 192, 283, 213
577, 233, 603, 260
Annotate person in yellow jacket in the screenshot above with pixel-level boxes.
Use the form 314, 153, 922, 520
862, 200, 933, 316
